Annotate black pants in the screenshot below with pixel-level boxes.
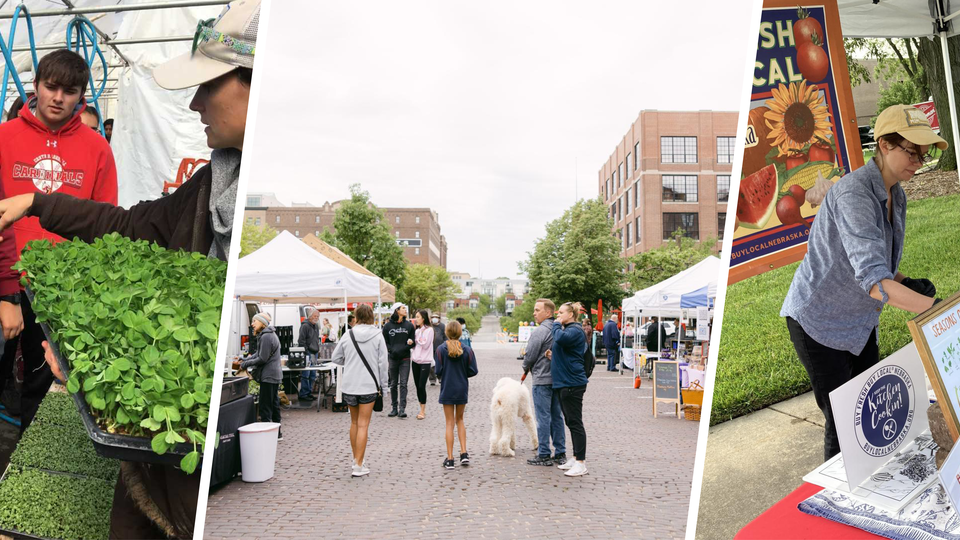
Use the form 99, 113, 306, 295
258, 381, 282, 435
411, 362, 430, 405
558, 385, 587, 461
786, 317, 879, 460
388, 357, 410, 411
15, 295, 52, 435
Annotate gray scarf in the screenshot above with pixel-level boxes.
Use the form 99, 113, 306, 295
207, 148, 242, 261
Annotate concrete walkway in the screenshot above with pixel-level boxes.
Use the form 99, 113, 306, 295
694, 391, 826, 540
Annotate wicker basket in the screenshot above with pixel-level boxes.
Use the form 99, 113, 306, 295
681, 381, 704, 407
684, 406, 701, 421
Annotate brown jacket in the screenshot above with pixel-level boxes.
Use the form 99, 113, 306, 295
29, 164, 214, 256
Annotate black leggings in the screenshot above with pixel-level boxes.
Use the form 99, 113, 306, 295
258, 381, 282, 434
559, 385, 587, 461
786, 317, 879, 460
411, 362, 430, 405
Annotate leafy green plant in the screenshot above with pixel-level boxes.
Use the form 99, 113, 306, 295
15, 234, 226, 473
33, 391, 84, 430
0, 467, 113, 540
11, 422, 119, 482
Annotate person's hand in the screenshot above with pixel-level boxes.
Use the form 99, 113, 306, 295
407, 339, 413, 345
0, 193, 35, 238
545, 350, 552, 359
0, 301, 23, 340
42, 341, 65, 382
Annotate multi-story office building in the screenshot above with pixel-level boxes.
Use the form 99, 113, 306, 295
244, 193, 448, 268
599, 110, 736, 262
446, 275, 529, 313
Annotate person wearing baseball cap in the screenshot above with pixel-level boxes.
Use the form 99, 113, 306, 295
0, 1, 261, 537
781, 103, 945, 460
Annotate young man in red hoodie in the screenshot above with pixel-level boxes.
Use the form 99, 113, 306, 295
0, 49, 117, 433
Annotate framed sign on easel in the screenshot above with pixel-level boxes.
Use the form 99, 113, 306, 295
907, 291, 960, 441
653, 361, 682, 419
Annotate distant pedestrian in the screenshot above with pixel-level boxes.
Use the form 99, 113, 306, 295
297, 309, 320, 402
435, 320, 479, 469
241, 313, 283, 440
645, 316, 667, 353
456, 317, 472, 348
429, 313, 443, 385
339, 313, 355, 339
321, 318, 336, 343
582, 314, 596, 377
412, 309, 435, 420
522, 298, 566, 467
102, 118, 113, 142
603, 314, 620, 372
552, 302, 589, 477
382, 303, 415, 418
330, 304, 388, 477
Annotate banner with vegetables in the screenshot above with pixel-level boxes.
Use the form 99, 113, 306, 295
729, 0, 863, 284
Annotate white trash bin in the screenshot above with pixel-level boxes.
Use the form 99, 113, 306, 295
238, 422, 280, 482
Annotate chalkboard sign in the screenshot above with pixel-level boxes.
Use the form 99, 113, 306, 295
908, 291, 960, 439
653, 361, 681, 419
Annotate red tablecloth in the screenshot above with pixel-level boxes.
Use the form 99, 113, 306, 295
735, 483, 884, 539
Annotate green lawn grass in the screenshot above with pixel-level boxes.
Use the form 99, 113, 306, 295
712, 193, 960, 425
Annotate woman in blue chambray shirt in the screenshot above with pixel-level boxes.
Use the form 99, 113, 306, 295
781, 104, 946, 460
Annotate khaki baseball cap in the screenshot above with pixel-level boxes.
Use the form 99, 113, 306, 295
874, 104, 948, 150
153, 0, 260, 91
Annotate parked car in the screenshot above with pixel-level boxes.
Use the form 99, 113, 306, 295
859, 125, 875, 147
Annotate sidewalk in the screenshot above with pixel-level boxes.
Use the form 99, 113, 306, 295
695, 391, 826, 540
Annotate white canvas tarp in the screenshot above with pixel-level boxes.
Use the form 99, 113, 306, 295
623, 256, 721, 315
235, 231, 381, 303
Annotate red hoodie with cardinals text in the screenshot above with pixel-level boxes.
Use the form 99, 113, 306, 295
0, 99, 118, 295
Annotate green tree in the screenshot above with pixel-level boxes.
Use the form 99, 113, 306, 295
520, 197, 625, 310
397, 264, 458, 314
476, 293, 492, 317
494, 294, 507, 315
448, 307, 481, 335
500, 297, 534, 333
239, 222, 278, 258
626, 229, 717, 292
321, 184, 408, 289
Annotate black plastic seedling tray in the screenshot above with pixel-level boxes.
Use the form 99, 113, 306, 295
220, 377, 249, 406
25, 288, 194, 466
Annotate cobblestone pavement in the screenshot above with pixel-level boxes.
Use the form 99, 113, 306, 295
204, 316, 699, 539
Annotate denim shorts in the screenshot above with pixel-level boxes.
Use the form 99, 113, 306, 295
342, 393, 378, 407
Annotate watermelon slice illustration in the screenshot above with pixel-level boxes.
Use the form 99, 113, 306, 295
737, 164, 778, 229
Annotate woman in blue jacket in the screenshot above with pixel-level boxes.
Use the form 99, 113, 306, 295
551, 302, 589, 477
435, 321, 479, 470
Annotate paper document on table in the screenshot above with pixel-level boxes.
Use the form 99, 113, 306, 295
803, 431, 939, 514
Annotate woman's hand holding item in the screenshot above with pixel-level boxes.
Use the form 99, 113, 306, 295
869, 279, 937, 313
0, 193, 34, 237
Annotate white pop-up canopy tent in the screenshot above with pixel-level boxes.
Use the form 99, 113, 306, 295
235, 230, 382, 304
838, 0, 960, 172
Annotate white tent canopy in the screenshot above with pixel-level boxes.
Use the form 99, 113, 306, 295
838, 0, 960, 172
234, 231, 381, 303
623, 256, 721, 316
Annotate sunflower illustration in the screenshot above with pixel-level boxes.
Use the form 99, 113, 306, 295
764, 81, 832, 156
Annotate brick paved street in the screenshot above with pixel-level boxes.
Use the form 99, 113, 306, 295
204, 317, 699, 539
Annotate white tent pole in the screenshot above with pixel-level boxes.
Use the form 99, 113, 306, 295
938, 29, 960, 189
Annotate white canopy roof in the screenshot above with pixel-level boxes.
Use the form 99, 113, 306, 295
234, 231, 382, 303
623, 256, 721, 315
838, 0, 960, 38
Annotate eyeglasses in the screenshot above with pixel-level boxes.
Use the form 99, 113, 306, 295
896, 144, 933, 164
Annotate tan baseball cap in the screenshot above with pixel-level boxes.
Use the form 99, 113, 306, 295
874, 104, 948, 150
153, 0, 260, 91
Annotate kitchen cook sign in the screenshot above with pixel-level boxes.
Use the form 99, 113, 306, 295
729, 0, 864, 284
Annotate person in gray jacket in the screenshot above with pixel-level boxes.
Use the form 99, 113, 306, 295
241, 313, 283, 440
522, 298, 566, 466
330, 304, 389, 477
298, 309, 321, 402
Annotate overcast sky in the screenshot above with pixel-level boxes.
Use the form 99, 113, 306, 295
246, 0, 757, 279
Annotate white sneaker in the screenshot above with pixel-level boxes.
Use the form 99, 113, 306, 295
351, 463, 370, 477
564, 461, 588, 477
557, 457, 577, 470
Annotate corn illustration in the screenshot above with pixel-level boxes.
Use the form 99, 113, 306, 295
781, 162, 836, 192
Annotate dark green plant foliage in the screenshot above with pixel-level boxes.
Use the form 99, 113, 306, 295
11, 422, 119, 482
0, 467, 113, 540
14, 234, 227, 473
33, 392, 84, 430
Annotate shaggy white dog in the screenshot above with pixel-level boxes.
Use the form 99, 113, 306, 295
488, 377, 538, 457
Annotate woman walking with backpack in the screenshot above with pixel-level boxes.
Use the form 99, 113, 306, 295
412, 309, 435, 420
435, 320, 479, 470
330, 305, 388, 477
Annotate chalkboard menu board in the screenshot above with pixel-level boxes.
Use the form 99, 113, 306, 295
908, 291, 960, 439
653, 361, 681, 418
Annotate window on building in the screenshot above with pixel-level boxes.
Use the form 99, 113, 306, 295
275, 215, 280, 224
635, 216, 641, 244
394, 216, 399, 224
315, 231, 320, 237
626, 222, 632, 247
661, 136, 698, 163
315, 216, 320, 223
614, 168, 620, 190
415, 231, 420, 238
295, 215, 300, 223
635, 182, 641, 208
416, 216, 420, 224
606, 178, 612, 199
255, 218, 261, 226
717, 175, 730, 203
717, 136, 736, 164
662, 175, 699, 202
618, 162, 625, 185
415, 248, 420, 255
663, 213, 699, 240
634, 142, 640, 169
295, 230, 300, 237
626, 153, 634, 175
395, 231, 400, 238
246, 195, 261, 207
610, 203, 616, 221
625, 188, 631, 215
718, 213, 726, 241
618, 196, 623, 222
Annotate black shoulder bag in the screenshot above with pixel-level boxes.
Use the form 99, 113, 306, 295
349, 330, 383, 412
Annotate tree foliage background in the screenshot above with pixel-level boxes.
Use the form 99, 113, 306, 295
239, 222, 278, 258
397, 264, 459, 314
520, 198, 625, 313
626, 229, 718, 292
321, 184, 408, 290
